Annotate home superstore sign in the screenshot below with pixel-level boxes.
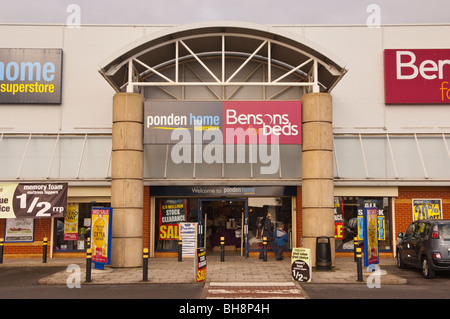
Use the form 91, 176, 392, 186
144, 101, 302, 145
0, 48, 63, 104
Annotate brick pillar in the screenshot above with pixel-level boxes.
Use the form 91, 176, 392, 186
301, 92, 335, 267
111, 92, 144, 267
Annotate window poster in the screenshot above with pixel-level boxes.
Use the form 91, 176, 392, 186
159, 199, 187, 240
334, 197, 344, 240
5, 218, 34, 242
413, 199, 442, 220
64, 203, 79, 241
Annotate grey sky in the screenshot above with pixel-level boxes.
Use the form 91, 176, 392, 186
1, 0, 449, 25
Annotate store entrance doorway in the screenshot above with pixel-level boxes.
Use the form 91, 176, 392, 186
199, 199, 248, 256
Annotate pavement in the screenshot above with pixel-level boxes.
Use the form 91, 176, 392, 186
0, 254, 407, 298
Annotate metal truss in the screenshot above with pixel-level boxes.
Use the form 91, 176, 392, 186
100, 30, 346, 97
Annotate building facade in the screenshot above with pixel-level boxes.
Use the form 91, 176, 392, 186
1, 21, 449, 267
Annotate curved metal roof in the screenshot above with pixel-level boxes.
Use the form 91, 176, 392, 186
99, 21, 347, 94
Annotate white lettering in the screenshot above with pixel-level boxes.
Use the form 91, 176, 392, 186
396, 50, 450, 80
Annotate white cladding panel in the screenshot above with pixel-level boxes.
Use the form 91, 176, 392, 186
1, 23, 449, 183
0, 24, 449, 133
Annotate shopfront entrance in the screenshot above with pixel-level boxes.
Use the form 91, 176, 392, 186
199, 199, 248, 256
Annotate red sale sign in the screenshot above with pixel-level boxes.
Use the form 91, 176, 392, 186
384, 49, 450, 104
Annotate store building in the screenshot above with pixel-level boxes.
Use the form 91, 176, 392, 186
1, 21, 449, 268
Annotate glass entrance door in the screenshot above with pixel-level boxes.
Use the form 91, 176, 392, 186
199, 199, 248, 256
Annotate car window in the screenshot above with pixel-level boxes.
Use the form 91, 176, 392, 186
415, 222, 427, 238
423, 223, 431, 238
440, 224, 450, 240
404, 223, 415, 238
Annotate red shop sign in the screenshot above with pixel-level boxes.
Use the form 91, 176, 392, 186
384, 49, 450, 104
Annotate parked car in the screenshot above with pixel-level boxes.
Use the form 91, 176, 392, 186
397, 219, 450, 278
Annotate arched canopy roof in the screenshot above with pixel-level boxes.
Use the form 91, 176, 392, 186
99, 21, 347, 94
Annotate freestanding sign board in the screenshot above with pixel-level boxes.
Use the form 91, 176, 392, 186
363, 207, 379, 267
291, 247, 311, 282
91, 207, 112, 269
179, 222, 197, 258
195, 247, 207, 282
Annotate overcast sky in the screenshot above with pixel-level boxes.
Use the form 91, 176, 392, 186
1, 0, 449, 25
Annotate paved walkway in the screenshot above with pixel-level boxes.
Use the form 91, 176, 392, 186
1, 255, 406, 287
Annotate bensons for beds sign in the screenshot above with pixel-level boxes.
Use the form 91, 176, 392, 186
0, 48, 63, 104
384, 49, 450, 104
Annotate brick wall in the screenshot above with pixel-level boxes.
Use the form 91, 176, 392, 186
0, 218, 52, 257
394, 186, 450, 235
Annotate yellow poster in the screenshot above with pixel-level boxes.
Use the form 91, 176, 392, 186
64, 203, 79, 240
413, 199, 442, 220
91, 207, 112, 264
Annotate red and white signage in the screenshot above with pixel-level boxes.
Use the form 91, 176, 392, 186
223, 101, 302, 144
384, 49, 450, 104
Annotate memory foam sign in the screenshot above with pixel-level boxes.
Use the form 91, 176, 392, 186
0, 48, 63, 104
384, 49, 450, 104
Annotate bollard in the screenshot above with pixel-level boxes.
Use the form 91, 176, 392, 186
143, 248, 149, 282
42, 237, 48, 263
220, 236, 225, 262
0, 238, 3, 264
356, 247, 363, 282
263, 236, 267, 262
353, 237, 358, 262
178, 237, 182, 262
86, 248, 92, 282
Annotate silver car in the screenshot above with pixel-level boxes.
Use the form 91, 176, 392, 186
397, 219, 450, 278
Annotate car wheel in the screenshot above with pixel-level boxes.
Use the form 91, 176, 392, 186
422, 257, 436, 279
397, 251, 407, 269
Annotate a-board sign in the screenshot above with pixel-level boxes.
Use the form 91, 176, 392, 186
291, 247, 311, 283
180, 222, 197, 258
195, 247, 207, 282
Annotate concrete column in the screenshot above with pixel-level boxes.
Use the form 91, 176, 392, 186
111, 92, 144, 267
301, 92, 335, 267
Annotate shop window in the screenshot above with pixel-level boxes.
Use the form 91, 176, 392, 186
334, 197, 391, 252
54, 202, 110, 252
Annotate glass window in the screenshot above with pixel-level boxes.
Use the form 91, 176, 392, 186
334, 197, 391, 251
54, 202, 110, 251
248, 197, 292, 251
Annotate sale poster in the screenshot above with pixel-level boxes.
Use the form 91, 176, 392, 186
363, 207, 379, 267
91, 207, 112, 265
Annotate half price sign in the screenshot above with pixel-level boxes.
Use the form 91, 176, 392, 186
0, 183, 67, 218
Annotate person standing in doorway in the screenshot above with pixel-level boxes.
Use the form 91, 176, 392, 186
274, 223, 288, 260
259, 213, 277, 259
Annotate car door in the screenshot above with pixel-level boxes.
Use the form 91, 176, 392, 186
410, 222, 428, 267
400, 222, 416, 265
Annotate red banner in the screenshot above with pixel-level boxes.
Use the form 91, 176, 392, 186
384, 49, 450, 104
